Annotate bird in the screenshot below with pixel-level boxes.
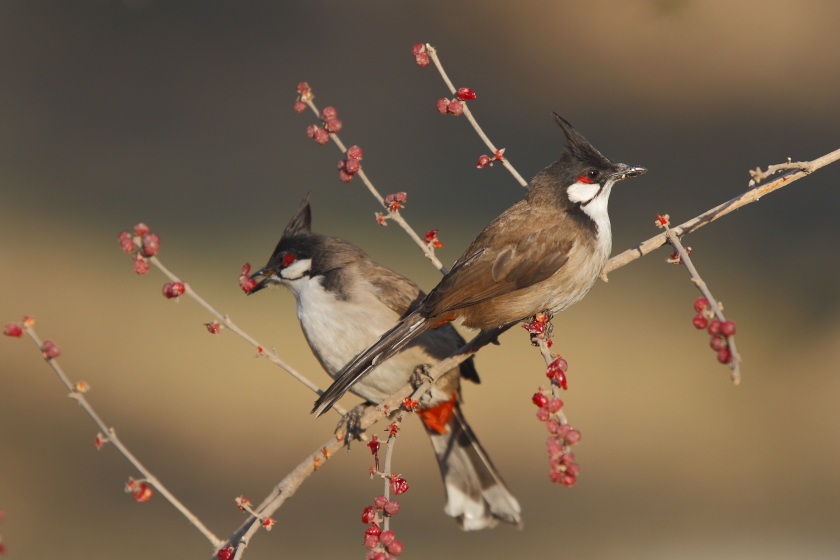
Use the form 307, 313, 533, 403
312, 113, 647, 417
247, 194, 522, 531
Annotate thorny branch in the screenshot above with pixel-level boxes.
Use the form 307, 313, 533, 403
20, 322, 223, 548
748, 157, 814, 186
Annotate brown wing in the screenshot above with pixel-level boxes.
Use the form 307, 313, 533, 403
365, 262, 426, 319
423, 202, 574, 317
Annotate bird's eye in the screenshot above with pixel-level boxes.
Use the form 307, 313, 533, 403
587, 170, 600, 181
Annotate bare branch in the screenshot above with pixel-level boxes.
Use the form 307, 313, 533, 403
748, 158, 814, 186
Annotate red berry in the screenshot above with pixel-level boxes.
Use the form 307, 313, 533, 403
549, 469, 563, 483
293, 100, 307, 113
339, 169, 354, 183
554, 369, 568, 390
118, 231, 135, 253
536, 407, 550, 422
362, 506, 376, 524
390, 477, 409, 495
561, 473, 577, 487
694, 297, 709, 313
555, 423, 571, 438
296, 82, 311, 95
162, 282, 185, 299
708, 319, 722, 335
217, 547, 234, 560
373, 554, 387, 560
205, 321, 221, 335
411, 43, 425, 55
692, 314, 708, 329
386, 540, 404, 556
477, 155, 491, 168
306, 124, 318, 138
141, 233, 160, 257
133, 222, 150, 237
415, 53, 430, 66
720, 320, 737, 337
565, 429, 582, 445
380, 530, 395, 546
325, 118, 343, 133
717, 347, 732, 364
373, 495, 388, 510
3, 323, 23, 337
447, 100, 463, 116
424, 229, 443, 248
546, 419, 560, 433
566, 463, 581, 476
365, 523, 381, 538
133, 253, 150, 275
546, 437, 564, 456
42, 340, 61, 359
364, 535, 379, 550
132, 482, 153, 502
710, 335, 727, 351
346, 145, 363, 160
384, 500, 400, 515
548, 398, 563, 413
532, 392, 549, 407
457, 88, 477, 101
560, 452, 575, 465
436, 98, 449, 114
368, 436, 380, 455
320, 107, 338, 120
313, 128, 329, 144
344, 158, 361, 174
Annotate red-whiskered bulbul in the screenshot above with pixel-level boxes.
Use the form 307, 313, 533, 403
247, 195, 522, 530
312, 113, 647, 417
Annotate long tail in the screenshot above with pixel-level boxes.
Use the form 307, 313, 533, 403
424, 403, 522, 530
311, 311, 428, 417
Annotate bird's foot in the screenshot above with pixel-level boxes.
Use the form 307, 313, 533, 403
410, 364, 434, 389
335, 402, 374, 449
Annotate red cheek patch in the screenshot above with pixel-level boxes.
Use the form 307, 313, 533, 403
576, 175, 594, 184
283, 253, 297, 267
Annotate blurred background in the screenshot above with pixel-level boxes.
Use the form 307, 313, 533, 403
1, 0, 839, 558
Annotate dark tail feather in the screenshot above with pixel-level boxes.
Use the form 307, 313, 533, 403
424, 404, 522, 530
311, 311, 428, 417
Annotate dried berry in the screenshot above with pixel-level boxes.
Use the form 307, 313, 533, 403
384, 192, 407, 212
380, 530, 395, 546
118, 231, 135, 253
457, 88, 477, 101
217, 547, 234, 560
447, 100, 464, 116
477, 155, 491, 168
436, 98, 449, 114
561, 473, 577, 487
133, 223, 149, 237
717, 347, 732, 364
339, 168, 354, 183
162, 282, 186, 299
296, 82, 311, 95
346, 145, 363, 160
293, 100, 307, 113
694, 297, 709, 313
313, 128, 329, 145
306, 124, 318, 138
710, 336, 727, 351
344, 158, 361, 174
384, 500, 400, 515
720, 320, 737, 337
548, 398, 563, 413
708, 319, 722, 336
42, 340, 60, 359
141, 233, 160, 257
373, 495, 388, 510
692, 314, 708, 329
415, 53, 430, 66
411, 43, 425, 55
325, 118, 343, 133
3, 323, 23, 338
565, 429, 582, 445
536, 407, 550, 422
364, 535, 379, 550
387, 540, 404, 556
133, 253, 149, 275
320, 107, 338, 121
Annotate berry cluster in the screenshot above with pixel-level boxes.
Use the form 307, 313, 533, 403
339, 145, 364, 183
238, 263, 258, 293
436, 88, 476, 116
293, 81, 313, 113
361, 497, 405, 559
412, 43, 429, 67
532, 388, 582, 486
476, 148, 506, 169
125, 477, 153, 503
691, 297, 737, 364
306, 106, 342, 145
424, 229, 443, 249
117, 223, 160, 276
384, 192, 407, 212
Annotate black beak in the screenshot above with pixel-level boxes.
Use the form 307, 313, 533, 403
246, 266, 275, 295
614, 163, 647, 180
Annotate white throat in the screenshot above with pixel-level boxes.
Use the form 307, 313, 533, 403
569, 178, 615, 256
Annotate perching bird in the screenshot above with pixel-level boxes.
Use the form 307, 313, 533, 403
313, 113, 646, 417
247, 195, 522, 530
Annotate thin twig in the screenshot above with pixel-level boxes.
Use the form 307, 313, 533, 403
215, 326, 509, 559
380, 412, 403, 532
146, 253, 346, 417
748, 158, 814, 186
21, 323, 222, 548
302, 97, 449, 274
662, 221, 742, 385
602, 148, 840, 279
425, 44, 529, 189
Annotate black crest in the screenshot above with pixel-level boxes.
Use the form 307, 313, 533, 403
283, 192, 312, 237
552, 112, 611, 170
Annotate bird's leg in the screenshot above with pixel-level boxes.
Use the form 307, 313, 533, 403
411, 364, 435, 407
335, 402, 375, 449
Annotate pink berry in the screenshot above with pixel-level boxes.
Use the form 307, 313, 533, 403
447, 100, 463, 116
339, 169, 354, 183
692, 314, 708, 329
306, 125, 317, 138
118, 231, 135, 253
721, 320, 737, 336
566, 463, 581, 476
373, 495, 388, 510
436, 98, 449, 114
364, 535, 379, 550
344, 158, 361, 174
293, 100, 306, 113
549, 469, 563, 483
313, 128, 329, 144
42, 340, 61, 359
390, 477, 409, 495
532, 392, 549, 407
708, 319, 722, 335
365, 523, 381, 538
548, 398, 563, 413
325, 118, 342, 133
3, 323, 23, 337
415, 53, 430, 66
555, 423, 571, 438
373, 554, 387, 560
546, 437, 564, 456
365, 552, 378, 560
536, 407, 550, 422
162, 282, 185, 299
217, 547, 234, 560
133, 253, 150, 275
710, 335, 727, 351
384, 500, 400, 515
362, 506, 376, 524
694, 297, 709, 313
346, 145, 363, 160
561, 473, 577, 487
411, 43, 425, 55
457, 88, 477, 101
565, 429, 582, 445
560, 452, 575, 465
320, 107, 338, 121
477, 155, 491, 168
546, 419, 560, 433
386, 540, 404, 556
380, 530, 395, 546
141, 233, 160, 257
296, 82, 311, 95
717, 347, 732, 364
133, 222, 149, 237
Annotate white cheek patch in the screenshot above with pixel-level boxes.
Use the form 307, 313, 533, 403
280, 258, 312, 280
567, 180, 601, 204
